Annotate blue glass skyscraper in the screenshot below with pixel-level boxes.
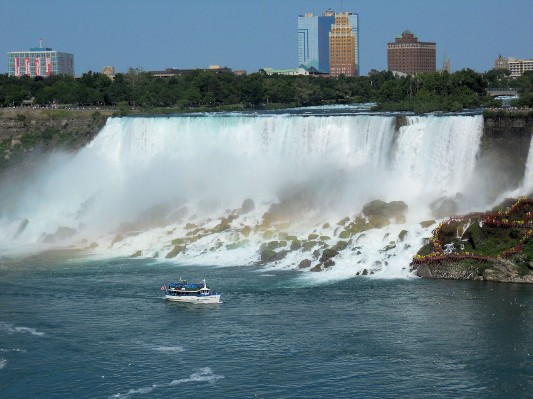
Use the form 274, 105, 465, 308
298, 9, 335, 73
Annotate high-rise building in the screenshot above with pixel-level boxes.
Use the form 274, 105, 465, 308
387, 31, 436, 75
298, 9, 358, 76
329, 12, 359, 77
7, 46, 74, 77
495, 55, 533, 77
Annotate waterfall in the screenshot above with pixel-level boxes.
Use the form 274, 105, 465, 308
0, 113, 492, 279
522, 136, 533, 193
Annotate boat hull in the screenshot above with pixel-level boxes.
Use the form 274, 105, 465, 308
164, 294, 221, 304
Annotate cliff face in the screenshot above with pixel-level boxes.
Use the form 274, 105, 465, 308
0, 108, 109, 170
477, 115, 533, 195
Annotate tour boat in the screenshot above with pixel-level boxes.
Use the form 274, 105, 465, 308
161, 279, 221, 304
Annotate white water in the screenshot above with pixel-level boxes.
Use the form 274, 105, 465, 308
0, 113, 500, 279
522, 136, 533, 192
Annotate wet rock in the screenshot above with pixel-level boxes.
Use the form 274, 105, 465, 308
368, 215, 390, 229
241, 198, 255, 214
166, 245, 186, 258
298, 259, 312, 269
214, 217, 231, 233
398, 230, 408, 242
54, 226, 77, 240
263, 230, 274, 240
310, 264, 322, 272
320, 248, 338, 262
362, 199, 407, 219
240, 225, 251, 237
131, 250, 143, 257
260, 249, 287, 263
337, 217, 350, 226
12, 218, 29, 239
111, 233, 123, 246
333, 240, 348, 251
290, 239, 301, 251
420, 220, 436, 228
312, 249, 321, 259
394, 214, 406, 224
430, 196, 463, 219
226, 239, 250, 250
339, 230, 351, 239
302, 240, 318, 252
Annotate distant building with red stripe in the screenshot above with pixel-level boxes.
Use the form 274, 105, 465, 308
7, 46, 74, 77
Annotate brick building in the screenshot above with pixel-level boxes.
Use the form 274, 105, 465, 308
387, 31, 436, 75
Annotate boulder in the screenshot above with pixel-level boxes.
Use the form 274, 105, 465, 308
290, 239, 302, 251
337, 217, 350, 226
362, 199, 407, 219
420, 220, 436, 228
55, 226, 77, 240
333, 240, 348, 251
298, 259, 312, 269
166, 245, 186, 258
310, 264, 322, 272
430, 196, 461, 219
241, 198, 255, 214
368, 214, 390, 229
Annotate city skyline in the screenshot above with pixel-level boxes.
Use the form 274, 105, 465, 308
1, 0, 532, 76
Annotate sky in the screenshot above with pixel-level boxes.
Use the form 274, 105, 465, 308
0, 0, 531, 76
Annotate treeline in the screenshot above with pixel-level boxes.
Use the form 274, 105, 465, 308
0, 68, 532, 112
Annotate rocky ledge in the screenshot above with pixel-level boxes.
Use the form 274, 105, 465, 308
411, 197, 533, 283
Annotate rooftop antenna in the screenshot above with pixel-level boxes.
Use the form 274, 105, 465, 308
39, 37, 43, 48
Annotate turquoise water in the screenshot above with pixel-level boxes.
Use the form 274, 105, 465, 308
1, 253, 533, 398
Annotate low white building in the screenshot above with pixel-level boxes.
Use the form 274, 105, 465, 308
259, 67, 309, 76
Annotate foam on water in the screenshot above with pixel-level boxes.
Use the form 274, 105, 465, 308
0, 322, 45, 337
110, 368, 223, 398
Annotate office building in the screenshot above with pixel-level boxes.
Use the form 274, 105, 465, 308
387, 31, 436, 75
298, 9, 335, 73
7, 46, 74, 77
495, 55, 533, 78
298, 9, 358, 76
329, 12, 359, 77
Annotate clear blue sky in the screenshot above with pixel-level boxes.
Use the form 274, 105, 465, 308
1, 0, 531, 76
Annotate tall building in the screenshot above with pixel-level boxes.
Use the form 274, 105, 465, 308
329, 12, 359, 77
298, 9, 335, 73
387, 31, 436, 75
298, 9, 358, 76
495, 55, 533, 77
7, 46, 74, 77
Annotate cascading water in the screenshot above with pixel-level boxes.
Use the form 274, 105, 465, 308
0, 112, 492, 280
522, 136, 533, 193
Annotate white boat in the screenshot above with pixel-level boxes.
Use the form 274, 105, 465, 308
162, 279, 221, 304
